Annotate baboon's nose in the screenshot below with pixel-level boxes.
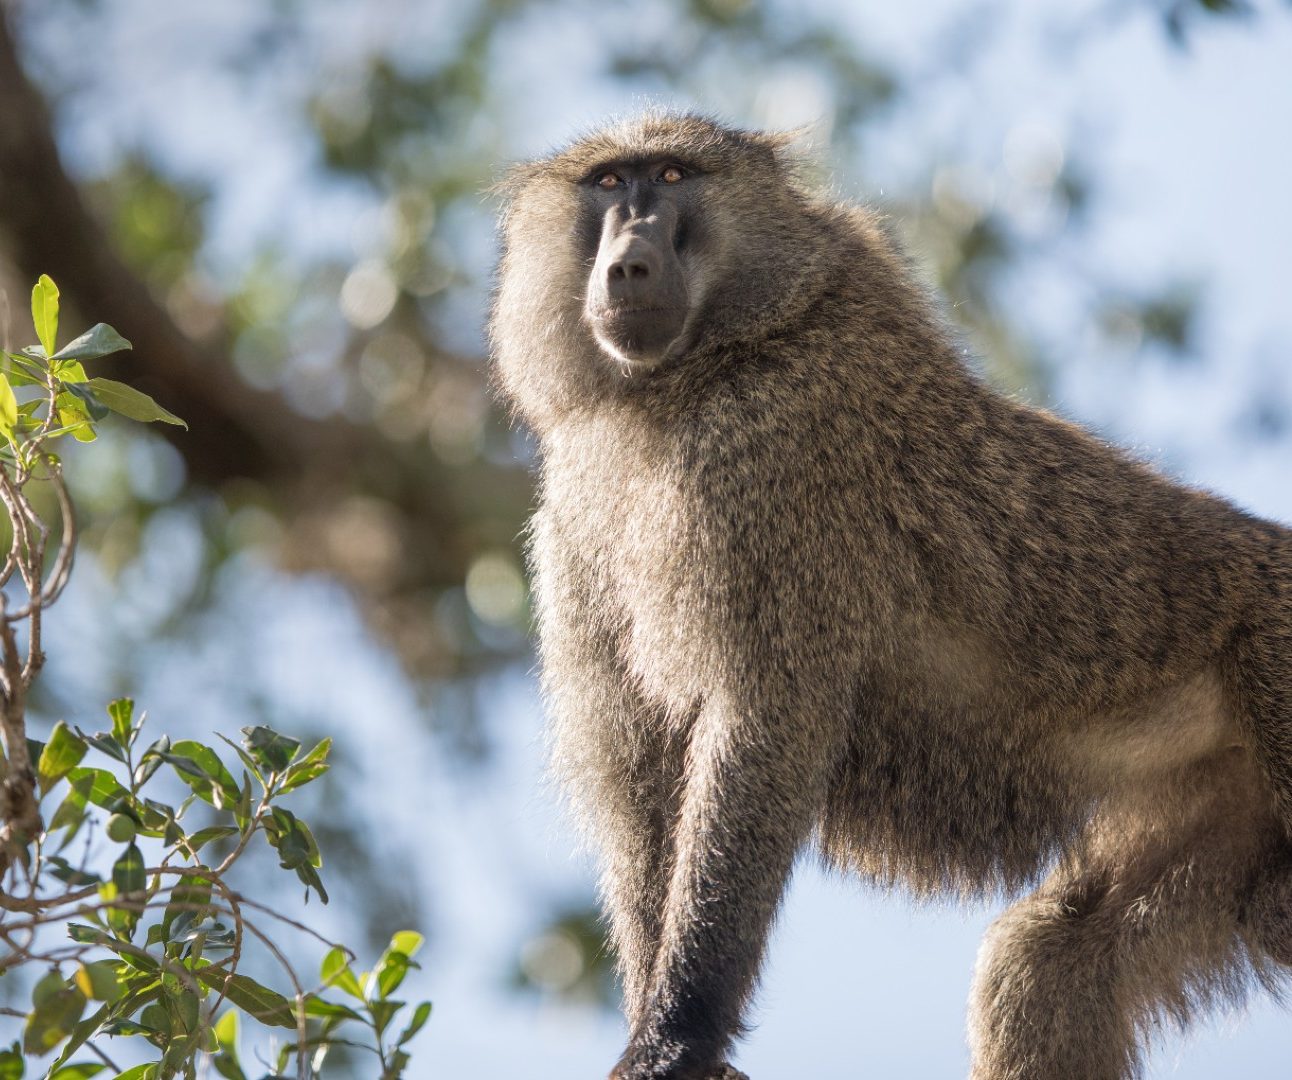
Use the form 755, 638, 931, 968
604, 238, 661, 303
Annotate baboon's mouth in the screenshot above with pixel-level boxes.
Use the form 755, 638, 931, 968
588, 303, 688, 367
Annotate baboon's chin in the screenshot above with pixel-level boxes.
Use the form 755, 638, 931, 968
588, 308, 687, 371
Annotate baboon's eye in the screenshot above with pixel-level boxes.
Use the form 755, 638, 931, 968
596, 172, 623, 190
659, 165, 685, 184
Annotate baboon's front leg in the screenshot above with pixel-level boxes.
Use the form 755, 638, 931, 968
611, 685, 841, 1080
531, 525, 686, 1023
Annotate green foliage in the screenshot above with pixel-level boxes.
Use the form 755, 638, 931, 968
16, 700, 431, 1078
1, 279, 181, 458
0, 280, 430, 1078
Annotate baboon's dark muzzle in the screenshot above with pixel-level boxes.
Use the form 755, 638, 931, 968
586, 203, 689, 365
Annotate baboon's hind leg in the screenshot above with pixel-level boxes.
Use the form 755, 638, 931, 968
968, 748, 1283, 1080
1229, 597, 1292, 836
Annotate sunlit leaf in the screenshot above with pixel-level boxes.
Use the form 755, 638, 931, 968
279, 737, 331, 794
194, 970, 297, 1029
0, 372, 17, 446
64, 768, 130, 809
375, 951, 412, 999
54, 360, 90, 386
184, 825, 239, 853
389, 931, 424, 958
50, 1064, 107, 1079
108, 699, 134, 747
31, 275, 59, 357
106, 1065, 155, 1080
74, 961, 125, 1003
86, 378, 186, 427
212, 1009, 238, 1051
38, 722, 88, 792
133, 736, 170, 787
320, 948, 363, 999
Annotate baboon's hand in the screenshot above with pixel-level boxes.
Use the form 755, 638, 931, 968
706, 1067, 749, 1080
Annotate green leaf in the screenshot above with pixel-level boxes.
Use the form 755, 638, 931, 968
107, 1066, 156, 1080
301, 997, 364, 1022
319, 948, 363, 1000
162, 877, 211, 942
32, 969, 65, 1008
31, 275, 59, 357
23, 984, 85, 1054
54, 360, 89, 386
210, 1059, 246, 1080
241, 726, 300, 774
47, 793, 89, 846
107, 699, 134, 747
375, 952, 412, 999
374, 938, 421, 1002
45, 856, 100, 887
43, 1003, 110, 1074
165, 740, 240, 808
50, 323, 132, 362
194, 970, 297, 1029
76, 730, 127, 764
0, 1045, 21, 1080
50, 1058, 108, 1080
183, 825, 238, 853
263, 807, 327, 903
368, 998, 402, 1037
133, 736, 170, 787
64, 768, 130, 810
66, 923, 111, 946
74, 960, 125, 1003
85, 378, 186, 428
279, 737, 331, 794
111, 843, 145, 895
212, 1009, 238, 1051
388, 931, 424, 959
7, 366, 43, 387
0, 372, 17, 445
215, 734, 265, 788
38, 722, 88, 792
395, 1000, 433, 1047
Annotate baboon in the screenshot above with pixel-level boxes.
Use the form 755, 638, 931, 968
488, 112, 1292, 1080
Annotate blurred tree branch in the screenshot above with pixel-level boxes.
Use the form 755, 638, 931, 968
0, 7, 530, 677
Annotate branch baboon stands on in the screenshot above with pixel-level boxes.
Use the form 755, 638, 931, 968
490, 112, 1292, 1080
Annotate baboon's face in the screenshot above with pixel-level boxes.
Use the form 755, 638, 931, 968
576, 158, 706, 370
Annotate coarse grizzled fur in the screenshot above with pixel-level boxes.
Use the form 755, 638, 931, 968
489, 110, 1292, 1080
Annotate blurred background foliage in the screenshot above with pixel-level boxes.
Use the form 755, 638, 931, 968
0, 0, 1285, 1062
